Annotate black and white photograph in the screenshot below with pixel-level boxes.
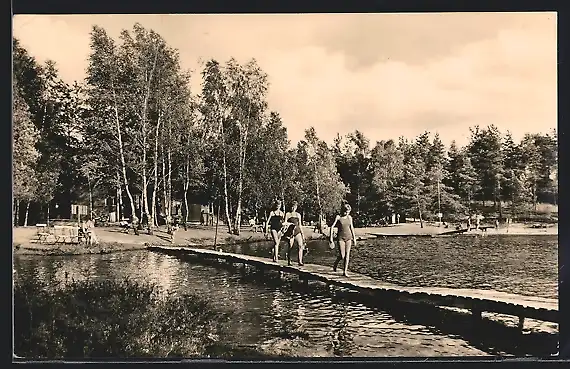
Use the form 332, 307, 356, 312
12, 12, 558, 359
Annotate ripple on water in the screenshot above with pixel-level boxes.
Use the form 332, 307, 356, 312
13, 246, 555, 357
226, 235, 557, 299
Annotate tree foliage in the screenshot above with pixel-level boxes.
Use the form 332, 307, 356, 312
12, 26, 558, 230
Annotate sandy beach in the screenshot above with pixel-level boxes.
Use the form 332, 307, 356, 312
12, 220, 557, 256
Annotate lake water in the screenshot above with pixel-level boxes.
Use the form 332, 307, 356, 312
13, 234, 558, 357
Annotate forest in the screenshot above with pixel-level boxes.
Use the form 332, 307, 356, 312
13, 23, 558, 235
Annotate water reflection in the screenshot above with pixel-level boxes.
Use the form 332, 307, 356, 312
13, 250, 557, 357
221, 235, 558, 299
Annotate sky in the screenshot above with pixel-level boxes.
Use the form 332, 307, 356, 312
12, 12, 557, 149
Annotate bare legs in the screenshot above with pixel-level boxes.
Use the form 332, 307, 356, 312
271, 229, 281, 262
287, 234, 305, 266
333, 239, 353, 276
344, 240, 352, 276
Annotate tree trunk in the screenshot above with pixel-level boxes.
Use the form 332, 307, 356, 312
161, 145, 168, 219
167, 122, 173, 220
116, 171, 122, 222
13, 199, 17, 227
87, 172, 93, 220
214, 198, 221, 248
140, 195, 144, 222
167, 145, 172, 220
498, 199, 503, 221
183, 158, 190, 224
111, 83, 137, 224
24, 201, 30, 227
280, 170, 285, 206
417, 196, 423, 229
314, 160, 323, 220
16, 200, 20, 227
221, 135, 232, 234
47, 203, 50, 226
140, 45, 159, 235
150, 114, 162, 230
234, 127, 248, 236
141, 143, 150, 234
183, 133, 191, 225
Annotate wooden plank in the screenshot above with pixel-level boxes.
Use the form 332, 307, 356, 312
148, 245, 557, 323
371, 233, 435, 238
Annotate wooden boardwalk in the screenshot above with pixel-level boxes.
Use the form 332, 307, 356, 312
148, 245, 558, 330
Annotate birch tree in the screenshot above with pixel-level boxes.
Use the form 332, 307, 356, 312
86, 25, 138, 225
13, 79, 40, 226
225, 59, 268, 235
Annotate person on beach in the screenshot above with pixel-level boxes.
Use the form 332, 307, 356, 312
283, 201, 307, 266
131, 215, 140, 235
170, 221, 178, 244
330, 203, 357, 277
265, 199, 285, 262
84, 218, 98, 246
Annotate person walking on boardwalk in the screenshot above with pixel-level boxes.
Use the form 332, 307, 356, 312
283, 201, 307, 267
330, 203, 357, 277
265, 199, 285, 263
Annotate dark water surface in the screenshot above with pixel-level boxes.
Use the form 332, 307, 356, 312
223, 235, 558, 299
13, 235, 558, 357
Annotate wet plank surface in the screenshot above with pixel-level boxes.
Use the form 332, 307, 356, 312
148, 245, 558, 322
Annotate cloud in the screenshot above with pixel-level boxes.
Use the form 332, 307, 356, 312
260, 16, 556, 148
13, 13, 557, 150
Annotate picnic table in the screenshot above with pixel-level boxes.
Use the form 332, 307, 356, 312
35, 224, 50, 243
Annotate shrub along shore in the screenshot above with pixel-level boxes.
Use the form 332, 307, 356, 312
13, 273, 324, 359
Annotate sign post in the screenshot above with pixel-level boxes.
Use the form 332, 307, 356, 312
71, 204, 89, 223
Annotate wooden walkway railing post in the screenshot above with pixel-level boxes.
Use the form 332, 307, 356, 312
147, 245, 558, 332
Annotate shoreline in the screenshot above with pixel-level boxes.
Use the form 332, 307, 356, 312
13, 221, 557, 256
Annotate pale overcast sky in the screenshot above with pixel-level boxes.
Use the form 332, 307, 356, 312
13, 12, 557, 148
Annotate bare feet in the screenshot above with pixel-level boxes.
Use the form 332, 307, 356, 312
298, 262, 304, 266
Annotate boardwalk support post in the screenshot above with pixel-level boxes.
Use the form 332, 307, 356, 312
298, 274, 309, 288
148, 246, 558, 327
472, 306, 482, 323
518, 315, 525, 332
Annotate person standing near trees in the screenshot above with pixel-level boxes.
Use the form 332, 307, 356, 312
330, 203, 357, 277
283, 201, 307, 266
265, 199, 285, 263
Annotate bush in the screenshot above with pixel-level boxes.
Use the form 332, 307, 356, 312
14, 274, 230, 359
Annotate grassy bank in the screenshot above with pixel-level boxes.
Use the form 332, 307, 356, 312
13, 273, 235, 359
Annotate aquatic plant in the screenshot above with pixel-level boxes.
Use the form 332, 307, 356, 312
13, 274, 230, 358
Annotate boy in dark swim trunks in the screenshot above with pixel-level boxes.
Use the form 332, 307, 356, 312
283, 201, 306, 266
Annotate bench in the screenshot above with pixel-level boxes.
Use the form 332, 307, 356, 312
34, 224, 52, 243
119, 221, 132, 233
53, 226, 86, 245
250, 224, 264, 233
